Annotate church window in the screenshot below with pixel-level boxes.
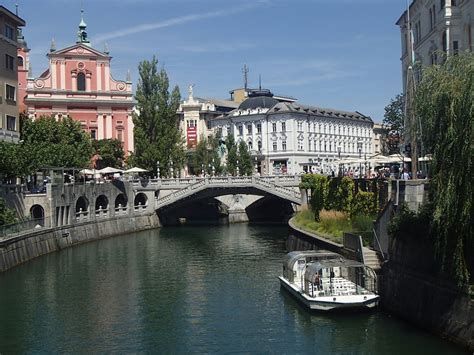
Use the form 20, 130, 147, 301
17, 56, 23, 67
117, 130, 123, 142
77, 72, 86, 91
90, 129, 97, 140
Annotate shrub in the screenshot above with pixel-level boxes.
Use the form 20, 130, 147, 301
351, 191, 377, 217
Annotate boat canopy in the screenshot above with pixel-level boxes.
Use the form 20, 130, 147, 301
283, 250, 340, 271
304, 259, 376, 284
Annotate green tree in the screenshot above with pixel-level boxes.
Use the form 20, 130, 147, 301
383, 94, 405, 154
132, 57, 185, 177
237, 140, 253, 175
191, 135, 222, 175
92, 139, 125, 168
415, 52, 473, 285
225, 135, 238, 175
18, 115, 93, 175
0, 197, 17, 226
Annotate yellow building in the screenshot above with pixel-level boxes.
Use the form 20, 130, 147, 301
0, 6, 25, 143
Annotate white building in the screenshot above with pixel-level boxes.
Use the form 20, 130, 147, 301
397, 0, 473, 91
211, 90, 374, 175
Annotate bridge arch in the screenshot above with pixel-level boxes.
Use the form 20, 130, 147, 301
115, 193, 128, 211
30, 204, 45, 226
134, 193, 148, 207
95, 195, 109, 211
76, 196, 89, 213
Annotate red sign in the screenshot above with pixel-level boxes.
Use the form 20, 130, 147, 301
187, 126, 197, 148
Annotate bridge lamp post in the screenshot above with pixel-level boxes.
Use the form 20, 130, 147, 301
357, 141, 363, 179
254, 156, 258, 175
170, 159, 174, 178
156, 161, 160, 179
201, 163, 204, 177
236, 160, 240, 176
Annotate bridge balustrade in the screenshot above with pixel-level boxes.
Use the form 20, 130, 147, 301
114, 204, 128, 215
75, 208, 89, 222
95, 206, 109, 219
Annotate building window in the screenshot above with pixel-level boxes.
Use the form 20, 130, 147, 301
308, 140, 311, 151
6, 115, 16, 131
298, 141, 303, 151
442, 31, 447, 52
453, 40, 459, 55
248, 141, 253, 150
257, 140, 262, 151
5, 84, 15, 101
297, 121, 303, 131
247, 124, 252, 135
281, 122, 286, 132
4, 25, 14, 40
217, 127, 223, 137
272, 122, 277, 132
90, 129, 97, 140
17, 56, 23, 67
273, 142, 277, 151
238, 125, 243, 136
5, 54, 14, 70
117, 130, 123, 142
77, 72, 86, 91
282, 141, 287, 151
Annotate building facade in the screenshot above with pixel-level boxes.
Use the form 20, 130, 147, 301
19, 12, 134, 153
397, 0, 473, 91
0, 6, 25, 143
211, 90, 373, 175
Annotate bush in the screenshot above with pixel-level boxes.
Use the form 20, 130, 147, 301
351, 191, 377, 217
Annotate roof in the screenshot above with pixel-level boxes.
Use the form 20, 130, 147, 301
0, 6, 26, 26
238, 96, 279, 110
195, 97, 239, 109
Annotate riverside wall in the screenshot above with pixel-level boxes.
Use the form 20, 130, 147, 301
381, 236, 474, 352
0, 213, 161, 273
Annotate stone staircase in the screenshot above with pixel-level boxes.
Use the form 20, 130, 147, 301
362, 247, 382, 270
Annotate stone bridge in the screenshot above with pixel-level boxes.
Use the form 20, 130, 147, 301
1, 175, 303, 235
132, 175, 303, 223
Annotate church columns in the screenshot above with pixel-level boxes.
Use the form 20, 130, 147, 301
96, 62, 102, 91
98, 114, 104, 140
104, 64, 110, 91
86, 72, 92, 91
60, 61, 66, 89
51, 60, 57, 89
72, 72, 77, 91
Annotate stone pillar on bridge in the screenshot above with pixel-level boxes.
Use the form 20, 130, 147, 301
227, 194, 249, 223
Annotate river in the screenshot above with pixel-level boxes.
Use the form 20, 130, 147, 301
0, 224, 466, 353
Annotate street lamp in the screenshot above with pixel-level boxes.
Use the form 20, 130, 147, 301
201, 163, 204, 177
338, 146, 341, 160
156, 161, 160, 179
236, 160, 240, 176
357, 141, 363, 179
170, 159, 174, 178
254, 156, 258, 175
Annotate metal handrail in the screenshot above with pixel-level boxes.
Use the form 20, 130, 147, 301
372, 227, 386, 261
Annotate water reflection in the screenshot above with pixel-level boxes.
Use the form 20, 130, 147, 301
0, 225, 466, 353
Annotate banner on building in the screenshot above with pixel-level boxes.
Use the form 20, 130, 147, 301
187, 126, 197, 148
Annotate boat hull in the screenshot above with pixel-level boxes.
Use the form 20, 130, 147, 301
278, 276, 379, 311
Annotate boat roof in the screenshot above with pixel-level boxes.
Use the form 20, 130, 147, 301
283, 250, 340, 269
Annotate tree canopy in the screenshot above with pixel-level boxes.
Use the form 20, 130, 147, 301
383, 94, 405, 154
191, 135, 222, 176
92, 139, 124, 169
415, 52, 473, 285
131, 57, 185, 177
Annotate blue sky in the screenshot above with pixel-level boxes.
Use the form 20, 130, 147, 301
7, 0, 407, 122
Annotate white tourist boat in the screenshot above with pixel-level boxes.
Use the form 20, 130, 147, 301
278, 251, 379, 311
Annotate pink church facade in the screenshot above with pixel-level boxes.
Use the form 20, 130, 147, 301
19, 14, 134, 153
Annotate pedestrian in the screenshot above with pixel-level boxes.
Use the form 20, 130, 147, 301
401, 169, 410, 180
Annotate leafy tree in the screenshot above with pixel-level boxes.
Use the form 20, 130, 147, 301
132, 57, 185, 177
92, 139, 124, 168
0, 197, 17, 226
237, 140, 253, 176
225, 135, 238, 175
191, 135, 222, 176
383, 94, 405, 154
15, 115, 93, 175
415, 52, 473, 285
0, 142, 23, 179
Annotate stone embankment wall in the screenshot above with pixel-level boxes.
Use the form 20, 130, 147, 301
382, 236, 474, 352
0, 213, 161, 272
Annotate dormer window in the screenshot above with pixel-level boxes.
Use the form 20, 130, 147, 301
77, 72, 86, 91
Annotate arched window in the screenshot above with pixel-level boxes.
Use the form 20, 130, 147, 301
77, 72, 86, 91
17, 56, 24, 67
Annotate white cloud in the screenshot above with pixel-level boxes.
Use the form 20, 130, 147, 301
93, 1, 267, 43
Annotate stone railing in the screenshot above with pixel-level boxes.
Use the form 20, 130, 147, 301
155, 176, 301, 209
